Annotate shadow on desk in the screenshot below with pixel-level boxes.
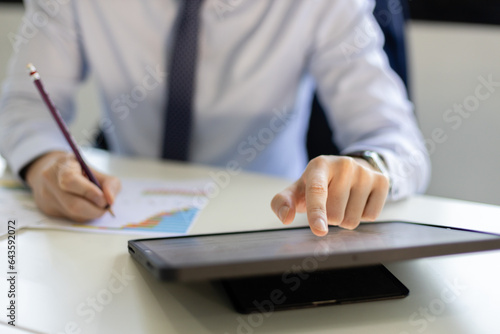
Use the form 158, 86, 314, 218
130, 259, 469, 334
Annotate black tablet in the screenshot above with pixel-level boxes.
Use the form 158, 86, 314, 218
128, 221, 500, 282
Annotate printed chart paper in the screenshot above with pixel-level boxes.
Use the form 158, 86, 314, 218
0, 178, 210, 236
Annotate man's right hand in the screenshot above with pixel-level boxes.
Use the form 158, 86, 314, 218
25, 151, 122, 222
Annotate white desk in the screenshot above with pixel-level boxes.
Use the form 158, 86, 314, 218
1, 150, 500, 334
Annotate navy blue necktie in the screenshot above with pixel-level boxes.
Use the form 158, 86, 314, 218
162, 0, 203, 161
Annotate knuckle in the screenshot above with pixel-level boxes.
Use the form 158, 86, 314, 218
309, 155, 329, 169
55, 155, 74, 169
338, 156, 356, 170
58, 173, 76, 190
331, 158, 356, 182
308, 206, 327, 217
306, 182, 328, 195
373, 174, 390, 192
354, 165, 369, 177
377, 174, 391, 187
57, 156, 79, 172
357, 170, 375, 186
54, 155, 67, 165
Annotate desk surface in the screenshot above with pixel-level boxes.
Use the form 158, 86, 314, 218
1, 150, 500, 334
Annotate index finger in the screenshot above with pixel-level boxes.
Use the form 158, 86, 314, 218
55, 158, 107, 208
93, 168, 122, 205
303, 162, 331, 236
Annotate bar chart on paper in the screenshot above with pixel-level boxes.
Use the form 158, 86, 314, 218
121, 207, 200, 233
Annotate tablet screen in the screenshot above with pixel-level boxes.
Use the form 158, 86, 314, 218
129, 222, 500, 281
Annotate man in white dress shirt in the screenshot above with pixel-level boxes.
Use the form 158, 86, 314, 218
0, 0, 430, 236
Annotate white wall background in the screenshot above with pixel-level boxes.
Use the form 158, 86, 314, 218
1, 4, 500, 205
408, 22, 500, 205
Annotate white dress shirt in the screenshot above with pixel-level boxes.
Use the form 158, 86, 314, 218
0, 0, 430, 200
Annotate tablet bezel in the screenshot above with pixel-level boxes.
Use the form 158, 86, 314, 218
128, 221, 500, 282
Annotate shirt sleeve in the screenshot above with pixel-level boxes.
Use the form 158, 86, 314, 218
0, 0, 86, 178
308, 0, 430, 200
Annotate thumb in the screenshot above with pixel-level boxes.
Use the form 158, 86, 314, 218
271, 182, 301, 225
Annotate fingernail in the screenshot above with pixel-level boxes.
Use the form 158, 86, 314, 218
278, 206, 289, 222
313, 218, 328, 232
